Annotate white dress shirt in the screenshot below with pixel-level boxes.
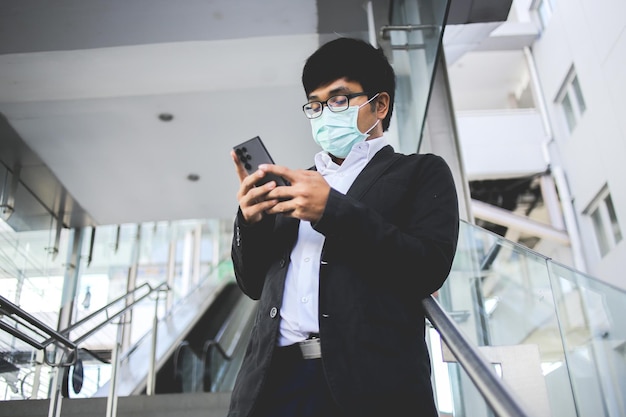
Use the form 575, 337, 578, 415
277, 136, 388, 346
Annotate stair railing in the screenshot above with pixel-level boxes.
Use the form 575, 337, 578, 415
421, 295, 531, 417
0, 295, 77, 366
0, 281, 169, 417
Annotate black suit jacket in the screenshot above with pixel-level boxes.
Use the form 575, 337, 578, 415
228, 145, 459, 417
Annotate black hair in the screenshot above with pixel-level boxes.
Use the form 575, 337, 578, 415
302, 37, 396, 131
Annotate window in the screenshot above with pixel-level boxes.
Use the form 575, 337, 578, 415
556, 67, 587, 133
585, 186, 623, 257
532, 0, 555, 30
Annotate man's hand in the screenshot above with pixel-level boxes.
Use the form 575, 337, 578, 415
260, 164, 330, 223
231, 150, 279, 224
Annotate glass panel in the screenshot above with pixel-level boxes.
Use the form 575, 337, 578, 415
537, 0, 552, 30
428, 327, 500, 417
431, 221, 626, 417
562, 93, 577, 132
436, 221, 578, 416
0, 166, 70, 402
548, 262, 626, 417
591, 207, 610, 256
388, 0, 449, 153
1, 214, 235, 402
572, 75, 587, 114
604, 194, 622, 244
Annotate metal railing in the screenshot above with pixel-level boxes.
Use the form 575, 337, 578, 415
422, 295, 531, 417
61, 282, 168, 346
0, 282, 169, 417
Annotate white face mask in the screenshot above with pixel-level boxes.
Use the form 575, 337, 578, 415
310, 93, 380, 158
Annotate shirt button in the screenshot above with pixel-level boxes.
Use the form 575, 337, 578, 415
269, 307, 278, 318
304, 257, 310, 262
301, 297, 308, 303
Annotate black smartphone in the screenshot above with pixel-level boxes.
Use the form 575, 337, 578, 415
233, 136, 289, 187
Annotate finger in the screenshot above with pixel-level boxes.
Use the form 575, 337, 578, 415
259, 164, 295, 183
241, 170, 272, 194
266, 186, 292, 202
246, 198, 278, 215
266, 203, 294, 216
231, 150, 249, 183
239, 180, 276, 207
241, 198, 278, 224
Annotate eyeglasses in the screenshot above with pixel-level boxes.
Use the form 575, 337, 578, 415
302, 92, 373, 119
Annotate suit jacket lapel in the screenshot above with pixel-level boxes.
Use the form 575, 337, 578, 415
347, 145, 399, 200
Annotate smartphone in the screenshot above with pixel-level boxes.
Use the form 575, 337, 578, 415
233, 136, 289, 187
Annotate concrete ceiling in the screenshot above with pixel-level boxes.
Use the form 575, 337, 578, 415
0, 0, 328, 227
0, 0, 515, 229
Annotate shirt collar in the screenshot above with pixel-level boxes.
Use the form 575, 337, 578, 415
314, 136, 388, 175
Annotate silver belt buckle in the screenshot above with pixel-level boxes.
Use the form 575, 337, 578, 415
299, 338, 322, 359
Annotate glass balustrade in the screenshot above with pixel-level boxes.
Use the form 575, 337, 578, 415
0, 214, 235, 402
428, 220, 626, 417
2, 196, 626, 416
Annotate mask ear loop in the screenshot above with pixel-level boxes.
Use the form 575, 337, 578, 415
357, 92, 380, 110
358, 93, 381, 135
364, 119, 380, 135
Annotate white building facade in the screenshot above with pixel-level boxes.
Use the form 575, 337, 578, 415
447, 0, 626, 289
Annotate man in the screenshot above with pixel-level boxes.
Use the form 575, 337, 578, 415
228, 37, 459, 417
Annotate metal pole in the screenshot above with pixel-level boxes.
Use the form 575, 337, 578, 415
146, 292, 161, 395
366, 1, 377, 48
31, 350, 44, 399
106, 322, 123, 417
47, 350, 64, 417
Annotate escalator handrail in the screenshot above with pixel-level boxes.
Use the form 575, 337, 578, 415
421, 295, 531, 417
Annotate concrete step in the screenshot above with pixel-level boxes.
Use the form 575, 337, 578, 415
0, 391, 231, 417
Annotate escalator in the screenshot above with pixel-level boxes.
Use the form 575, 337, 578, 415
153, 282, 255, 394
80, 280, 257, 398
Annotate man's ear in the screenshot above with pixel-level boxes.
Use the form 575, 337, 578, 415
376, 92, 390, 120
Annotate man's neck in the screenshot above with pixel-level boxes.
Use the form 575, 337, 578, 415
330, 154, 345, 165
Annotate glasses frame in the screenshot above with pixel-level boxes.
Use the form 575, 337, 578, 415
302, 92, 372, 119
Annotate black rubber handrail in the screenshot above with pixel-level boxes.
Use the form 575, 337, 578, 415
421, 295, 531, 417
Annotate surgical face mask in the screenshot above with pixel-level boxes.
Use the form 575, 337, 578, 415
310, 94, 380, 158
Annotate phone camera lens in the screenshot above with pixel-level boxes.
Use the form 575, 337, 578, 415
245, 163, 251, 170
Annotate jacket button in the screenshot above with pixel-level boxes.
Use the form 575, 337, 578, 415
279, 259, 286, 268
269, 307, 278, 318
